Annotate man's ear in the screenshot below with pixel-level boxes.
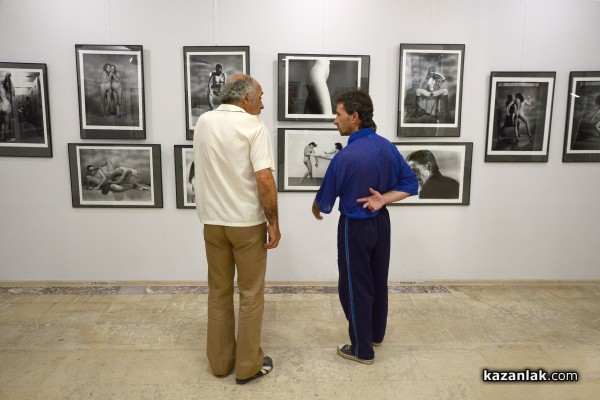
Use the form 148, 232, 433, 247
351, 111, 360, 126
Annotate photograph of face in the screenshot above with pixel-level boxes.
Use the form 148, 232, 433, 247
185, 51, 247, 128
278, 128, 348, 192
69, 144, 162, 208
394, 143, 472, 205
78, 50, 143, 130
564, 74, 600, 161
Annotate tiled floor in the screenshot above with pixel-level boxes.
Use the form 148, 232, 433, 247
1, 283, 599, 399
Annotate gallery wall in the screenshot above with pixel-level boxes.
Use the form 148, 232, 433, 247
1, 0, 599, 282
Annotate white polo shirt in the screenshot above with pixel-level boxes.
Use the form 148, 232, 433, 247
193, 104, 275, 226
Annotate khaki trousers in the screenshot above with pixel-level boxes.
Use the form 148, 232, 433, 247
203, 223, 267, 380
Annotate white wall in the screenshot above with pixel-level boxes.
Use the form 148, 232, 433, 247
1, 0, 599, 282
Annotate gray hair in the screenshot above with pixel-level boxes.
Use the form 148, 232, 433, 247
220, 75, 256, 104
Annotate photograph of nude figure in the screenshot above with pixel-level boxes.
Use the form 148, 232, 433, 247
68, 143, 162, 208
398, 43, 464, 137
485, 71, 555, 162
277, 54, 370, 122
183, 46, 249, 140
277, 128, 348, 192
563, 71, 600, 162
0, 62, 52, 157
75, 44, 145, 139
174, 145, 196, 209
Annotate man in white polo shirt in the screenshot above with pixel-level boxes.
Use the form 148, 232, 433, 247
193, 74, 280, 385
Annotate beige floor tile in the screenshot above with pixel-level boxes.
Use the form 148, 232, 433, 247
0, 302, 55, 324
0, 386, 75, 400
87, 294, 148, 303
31, 294, 93, 304
7, 324, 91, 351
155, 381, 315, 399
36, 302, 111, 325
411, 349, 488, 379
68, 384, 158, 399
0, 324, 30, 349
474, 316, 561, 345
42, 350, 137, 386
544, 348, 600, 379
487, 298, 600, 320
262, 300, 277, 322
406, 291, 460, 301
450, 285, 556, 300
261, 321, 314, 349
0, 350, 68, 386
123, 350, 206, 384
173, 319, 207, 349
545, 285, 600, 299
469, 380, 599, 400
273, 347, 350, 383
392, 379, 479, 400
275, 299, 335, 322
386, 318, 490, 347
0, 294, 40, 303
84, 323, 180, 350
140, 293, 200, 303
1, 283, 599, 399
313, 380, 397, 400
479, 345, 557, 369
346, 346, 426, 381
262, 320, 346, 349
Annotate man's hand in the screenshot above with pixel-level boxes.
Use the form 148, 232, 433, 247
264, 221, 281, 249
357, 188, 412, 212
312, 200, 323, 220
357, 188, 385, 212
255, 168, 280, 249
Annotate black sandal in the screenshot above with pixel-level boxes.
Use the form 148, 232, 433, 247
235, 356, 273, 384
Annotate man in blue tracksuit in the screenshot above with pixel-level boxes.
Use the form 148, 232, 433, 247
312, 90, 418, 364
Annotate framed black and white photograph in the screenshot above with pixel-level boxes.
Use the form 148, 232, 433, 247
68, 143, 162, 208
485, 72, 555, 162
0, 62, 52, 157
277, 128, 348, 192
563, 71, 600, 162
174, 145, 195, 209
397, 44, 465, 137
393, 142, 473, 205
278, 54, 370, 122
183, 46, 249, 140
75, 44, 145, 139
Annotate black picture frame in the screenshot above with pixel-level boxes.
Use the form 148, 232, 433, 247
562, 71, 600, 162
485, 71, 555, 162
68, 143, 162, 208
183, 46, 250, 140
277, 54, 370, 122
0, 62, 52, 157
75, 44, 146, 140
277, 128, 347, 192
397, 43, 465, 137
392, 142, 473, 205
174, 145, 195, 209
